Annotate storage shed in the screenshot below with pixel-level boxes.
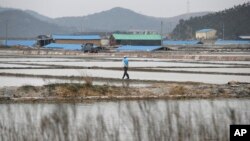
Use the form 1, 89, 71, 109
52, 35, 101, 46
110, 34, 161, 46
196, 29, 217, 40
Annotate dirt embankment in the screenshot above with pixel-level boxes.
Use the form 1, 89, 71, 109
1, 49, 250, 61
0, 81, 250, 102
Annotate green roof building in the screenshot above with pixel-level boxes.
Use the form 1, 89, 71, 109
110, 34, 162, 46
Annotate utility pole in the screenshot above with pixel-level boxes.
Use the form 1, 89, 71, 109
5, 20, 8, 46
222, 23, 225, 40
187, 0, 190, 16
160, 21, 163, 47
81, 23, 83, 33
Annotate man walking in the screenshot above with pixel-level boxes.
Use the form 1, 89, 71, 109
122, 56, 129, 79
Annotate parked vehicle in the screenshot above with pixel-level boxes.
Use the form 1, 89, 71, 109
81, 43, 99, 53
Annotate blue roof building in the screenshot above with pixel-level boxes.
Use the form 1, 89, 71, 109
215, 39, 250, 45
163, 40, 201, 46
44, 43, 82, 50
0, 40, 36, 47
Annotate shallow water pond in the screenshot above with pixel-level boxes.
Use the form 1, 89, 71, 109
0, 63, 48, 68
157, 68, 250, 74
16, 61, 232, 68
1, 69, 250, 84
0, 76, 149, 87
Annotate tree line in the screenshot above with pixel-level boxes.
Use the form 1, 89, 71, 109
171, 2, 250, 40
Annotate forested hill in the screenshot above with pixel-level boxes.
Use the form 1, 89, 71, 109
171, 2, 250, 40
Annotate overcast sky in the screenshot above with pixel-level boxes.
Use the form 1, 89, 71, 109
0, 0, 249, 18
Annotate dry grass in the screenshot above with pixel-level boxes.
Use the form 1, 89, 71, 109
41, 73, 112, 97
18, 85, 38, 93
169, 85, 188, 95
42, 83, 115, 97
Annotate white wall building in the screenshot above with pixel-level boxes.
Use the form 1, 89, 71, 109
196, 29, 217, 40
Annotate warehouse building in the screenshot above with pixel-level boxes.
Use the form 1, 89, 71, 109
52, 35, 101, 46
110, 34, 162, 46
196, 29, 217, 40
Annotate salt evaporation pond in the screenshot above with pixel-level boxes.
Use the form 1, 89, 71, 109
0, 58, 83, 62
198, 61, 250, 65
0, 76, 149, 87
0, 76, 73, 87
0, 63, 48, 68
16, 61, 232, 68
1, 69, 250, 84
0, 99, 249, 141
157, 68, 250, 74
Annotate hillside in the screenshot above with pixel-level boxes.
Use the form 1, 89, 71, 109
0, 10, 72, 38
171, 2, 250, 40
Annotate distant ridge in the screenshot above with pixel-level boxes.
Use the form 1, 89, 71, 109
0, 7, 210, 38
0, 9, 73, 38
54, 7, 210, 33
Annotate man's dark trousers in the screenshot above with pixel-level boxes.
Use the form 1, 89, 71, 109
122, 66, 129, 79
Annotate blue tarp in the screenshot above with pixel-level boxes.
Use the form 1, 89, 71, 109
44, 43, 82, 50
52, 35, 101, 40
0, 40, 36, 47
215, 40, 250, 45
163, 40, 200, 45
116, 45, 162, 52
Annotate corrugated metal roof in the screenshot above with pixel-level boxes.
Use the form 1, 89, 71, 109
215, 40, 250, 45
0, 40, 36, 47
52, 35, 101, 40
163, 40, 200, 45
116, 45, 162, 52
113, 34, 161, 40
44, 43, 82, 50
196, 29, 215, 33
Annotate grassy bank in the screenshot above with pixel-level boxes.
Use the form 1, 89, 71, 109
1, 80, 250, 103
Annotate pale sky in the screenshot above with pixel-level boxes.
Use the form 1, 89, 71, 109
0, 0, 249, 18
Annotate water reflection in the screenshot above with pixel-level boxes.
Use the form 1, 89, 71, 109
0, 76, 150, 87
16, 61, 232, 68
1, 69, 250, 84
0, 99, 249, 141
158, 68, 250, 74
